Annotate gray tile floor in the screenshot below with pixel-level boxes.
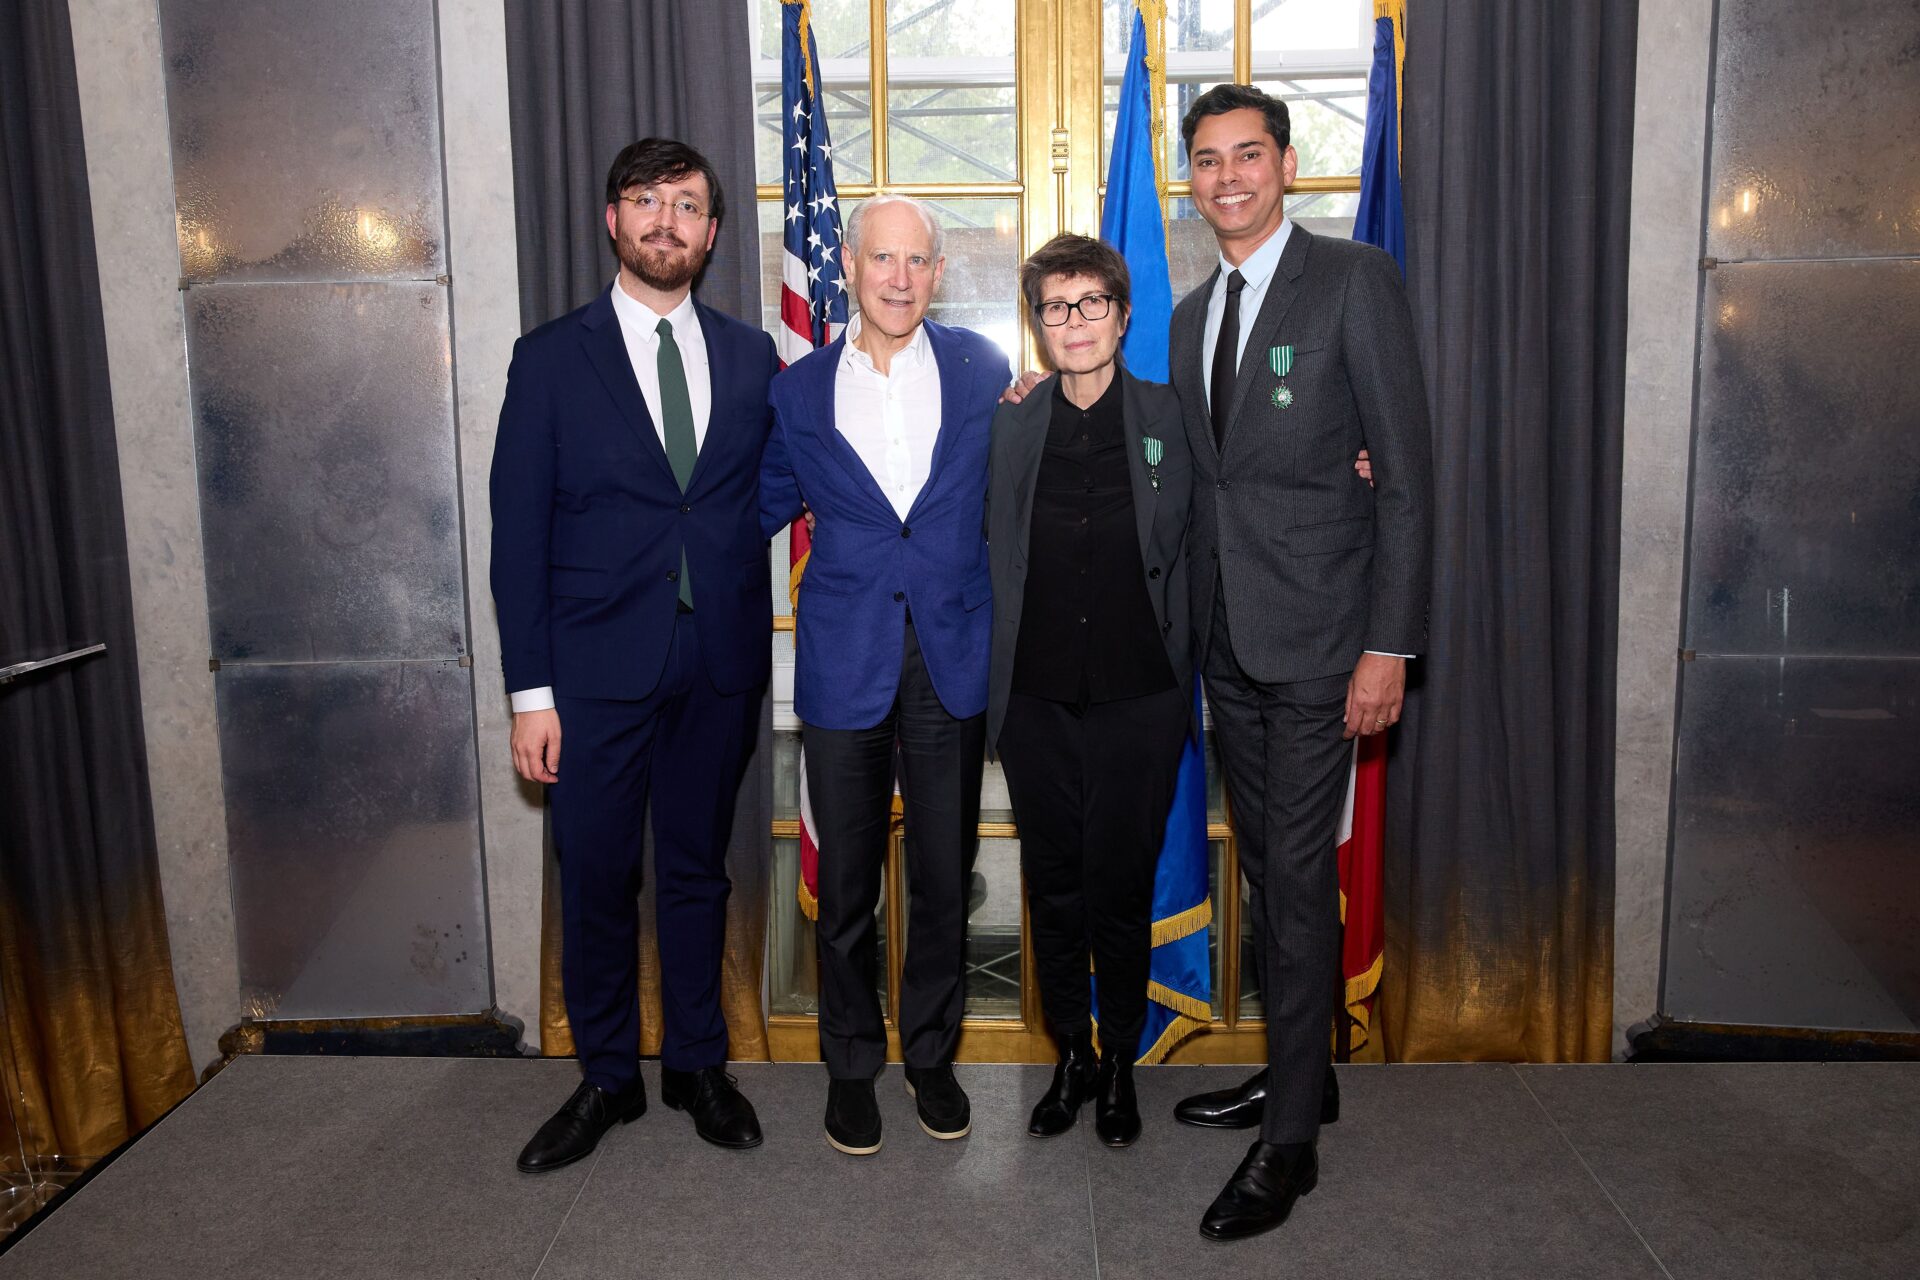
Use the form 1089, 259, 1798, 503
3, 1057, 1915, 1279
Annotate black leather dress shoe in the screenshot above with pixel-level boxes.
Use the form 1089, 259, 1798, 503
661, 1066, 763, 1150
1199, 1140, 1318, 1242
1173, 1067, 1340, 1129
1094, 1057, 1142, 1148
1028, 1031, 1099, 1138
824, 1077, 883, 1156
903, 1064, 971, 1139
516, 1078, 647, 1173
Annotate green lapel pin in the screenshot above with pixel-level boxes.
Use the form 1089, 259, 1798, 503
1268, 345, 1294, 378
1142, 435, 1164, 490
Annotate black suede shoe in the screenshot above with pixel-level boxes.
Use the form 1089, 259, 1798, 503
1199, 1140, 1318, 1242
1173, 1067, 1340, 1129
1028, 1031, 1099, 1138
824, 1078, 882, 1156
903, 1064, 971, 1139
1094, 1057, 1142, 1148
516, 1078, 647, 1173
661, 1066, 763, 1150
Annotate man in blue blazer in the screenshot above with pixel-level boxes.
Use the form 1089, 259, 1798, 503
491, 139, 775, 1171
761, 195, 1011, 1157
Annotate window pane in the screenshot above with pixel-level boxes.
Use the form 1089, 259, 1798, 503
752, 0, 875, 187
965, 837, 1024, 1019
1249, 0, 1371, 66
1238, 870, 1262, 1018
1287, 191, 1358, 239
1254, 77, 1367, 180
886, 0, 1016, 185
1209, 838, 1229, 1019
765, 837, 888, 1015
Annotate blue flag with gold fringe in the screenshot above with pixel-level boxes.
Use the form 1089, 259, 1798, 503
1095, 0, 1212, 1063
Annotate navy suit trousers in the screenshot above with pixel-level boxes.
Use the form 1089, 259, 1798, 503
550, 612, 759, 1089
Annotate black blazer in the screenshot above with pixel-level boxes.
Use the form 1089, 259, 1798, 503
1171, 226, 1433, 683
984, 366, 1193, 753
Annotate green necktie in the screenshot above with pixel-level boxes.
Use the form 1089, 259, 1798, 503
656, 316, 697, 609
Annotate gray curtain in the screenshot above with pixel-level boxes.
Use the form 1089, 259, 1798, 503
0, 0, 195, 1174
503, 0, 761, 328
1383, 0, 1637, 1062
502, 0, 772, 1060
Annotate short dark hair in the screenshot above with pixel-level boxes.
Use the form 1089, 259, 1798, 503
1179, 83, 1290, 156
604, 137, 726, 228
1019, 233, 1131, 313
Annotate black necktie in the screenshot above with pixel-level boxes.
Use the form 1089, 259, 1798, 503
1210, 269, 1246, 450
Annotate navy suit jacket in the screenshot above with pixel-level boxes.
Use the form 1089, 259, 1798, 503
490, 286, 779, 701
760, 322, 1011, 730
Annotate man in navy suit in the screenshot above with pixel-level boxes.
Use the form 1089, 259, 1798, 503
491, 139, 776, 1171
761, 195, 1011, 1157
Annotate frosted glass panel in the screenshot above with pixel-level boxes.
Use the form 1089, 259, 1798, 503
218, 661, 489, 1019
1662, 656, 1920, 1032
161, 0, 446, 281
187, 283, 466, 662
1684, 260, 1920, 656
1706, 0, 1920, 260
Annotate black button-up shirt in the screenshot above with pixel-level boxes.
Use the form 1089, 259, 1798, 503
1011, 375, 1175, 707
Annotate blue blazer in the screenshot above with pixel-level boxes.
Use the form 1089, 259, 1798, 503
761, 322, 1012, 730
490, 286, 779, 701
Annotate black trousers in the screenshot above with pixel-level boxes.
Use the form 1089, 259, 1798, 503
549, 612, 760, 1090
805, 619, 985, 1079
1203, 589, 1351, 1143
997, 685, 1188, 1064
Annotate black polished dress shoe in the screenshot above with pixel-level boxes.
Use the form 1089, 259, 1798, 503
1028, 1031, 1099, 1138
903, 1064, 971, 1139
1172, 1067, 1340, 1129
661, 1066, 763, 1150
824, 1078, 882, 1156
516, 1077, 647, 1173
1199, 1140, 1318, 1242
1094, 1057, 1142, 1148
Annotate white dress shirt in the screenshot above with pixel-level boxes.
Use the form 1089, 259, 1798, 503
1200, 221, 1413, 661
1201, 216, 1293, 406
510, 282, 710, 714
834, 314, 942, 520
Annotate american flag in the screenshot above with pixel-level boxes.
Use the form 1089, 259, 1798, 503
779, 0, 846, 919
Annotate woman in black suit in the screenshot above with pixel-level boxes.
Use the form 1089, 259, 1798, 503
985, 234, 1194, 1147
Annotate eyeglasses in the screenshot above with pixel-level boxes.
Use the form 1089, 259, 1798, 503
618, 191, 708, 221
1035, 294, 1117, 326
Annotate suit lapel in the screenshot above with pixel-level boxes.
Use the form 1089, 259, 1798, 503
578, 287, 677, 485
810, 336, 895, 516
1221, 226, 1312, 453
1007, 377, 1052, 565
683, 301, 725, 492
1173, 273, 1218, 461
908, 323, 973, 522
1118, 369, 1160, 566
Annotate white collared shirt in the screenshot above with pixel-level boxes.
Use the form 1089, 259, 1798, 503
608, 279, 711, 451
834, 314, 943, 520
1201, 216, 1293, 404
509, 281, 711, 714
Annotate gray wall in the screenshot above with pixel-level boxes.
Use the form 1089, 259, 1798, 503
69, 0, 536, 1069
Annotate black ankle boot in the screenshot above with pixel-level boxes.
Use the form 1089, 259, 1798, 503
1028, 1030, 1098, 1137
1094, 1055, 1141, 1148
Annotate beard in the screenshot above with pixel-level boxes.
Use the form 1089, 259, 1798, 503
617, 227, 706, 292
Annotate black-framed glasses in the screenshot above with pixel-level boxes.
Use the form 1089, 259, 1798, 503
617, 191, 708, 221
1035, 294, 1117, 326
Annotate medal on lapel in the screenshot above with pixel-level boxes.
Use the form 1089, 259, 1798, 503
1142, 435, 1164, 491
1269, 345, 1295, 409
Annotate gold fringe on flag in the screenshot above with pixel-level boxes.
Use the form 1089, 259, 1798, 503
1136, 0, 1170, 207
1375, 0, 1406, 167
1148, 895, 1212, 947
782, 0, 818, 99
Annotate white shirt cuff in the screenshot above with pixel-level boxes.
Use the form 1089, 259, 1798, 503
1364, 651, 1417, 660
510, 686, 556, 713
